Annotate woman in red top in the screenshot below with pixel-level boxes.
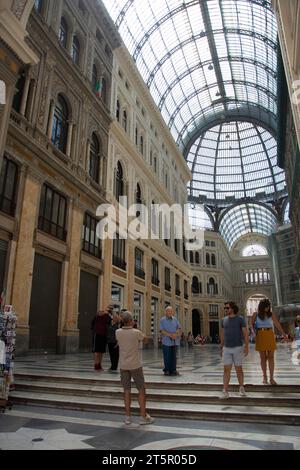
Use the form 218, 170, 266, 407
91, 307, 111, 370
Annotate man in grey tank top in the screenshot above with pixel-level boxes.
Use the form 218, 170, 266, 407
220, 301, 249, 399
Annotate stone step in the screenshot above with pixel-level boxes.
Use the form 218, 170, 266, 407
10, 390, 300, 425
14, 372, 300, 393
14, 380, 300, 407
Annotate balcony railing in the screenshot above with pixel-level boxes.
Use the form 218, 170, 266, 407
135, 266, 145, 279
152, 277, 160, 286
38, 216, 67, 241
82, 241, 102, 259
113, 255, 127, 271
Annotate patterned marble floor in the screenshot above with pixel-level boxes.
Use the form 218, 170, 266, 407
1, 344, 300, 450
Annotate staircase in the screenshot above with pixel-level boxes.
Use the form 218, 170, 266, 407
10, 371, 300, 425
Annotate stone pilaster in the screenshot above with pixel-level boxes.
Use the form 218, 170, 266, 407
57, 200, 83, 353
11, 170, 41, 352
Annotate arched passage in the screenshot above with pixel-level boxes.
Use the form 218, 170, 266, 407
192, 309, 202, 337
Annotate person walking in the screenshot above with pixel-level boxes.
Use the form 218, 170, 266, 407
251, 298, 288, 385
91, 306, 111, 371
220, 301, 249, 399
116, 310, 154, 425
107, 312, 121, 371
160, 306, 181, 376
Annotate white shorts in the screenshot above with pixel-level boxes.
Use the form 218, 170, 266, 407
223, 346, 243, 366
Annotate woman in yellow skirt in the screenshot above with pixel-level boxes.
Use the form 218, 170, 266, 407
251, 299, 288, 385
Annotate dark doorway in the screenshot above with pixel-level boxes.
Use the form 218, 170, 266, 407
192, 309, 201, 337
78, 270, 98, 351
0, 240, 8, 294
29, 254, 61, 351
209, 321, 220, 344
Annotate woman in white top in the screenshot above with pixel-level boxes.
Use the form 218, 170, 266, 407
251, 298, 287, 385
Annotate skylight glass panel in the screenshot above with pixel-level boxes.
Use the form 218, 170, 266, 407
103, 0, 278, 145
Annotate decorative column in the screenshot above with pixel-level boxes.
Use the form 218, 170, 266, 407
19, 72, 30, 116
66, 121, 73, 157
47, 99, 55, 139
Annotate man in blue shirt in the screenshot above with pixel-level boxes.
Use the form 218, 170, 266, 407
160, 307, 181, 376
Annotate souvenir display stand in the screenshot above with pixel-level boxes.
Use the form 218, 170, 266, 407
0, 305, 16, 412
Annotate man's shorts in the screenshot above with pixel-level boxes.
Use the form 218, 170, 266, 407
223, 346, 243, 366
120, 367, 145, 391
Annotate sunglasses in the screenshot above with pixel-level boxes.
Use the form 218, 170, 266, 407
224, 307, 230, 310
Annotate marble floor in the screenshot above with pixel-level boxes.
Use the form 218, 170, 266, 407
1, 343, 300, 450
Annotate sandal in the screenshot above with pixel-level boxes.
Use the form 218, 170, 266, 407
263, 377, 268, 385
270, 379, 277, 386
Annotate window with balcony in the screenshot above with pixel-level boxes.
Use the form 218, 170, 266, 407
52, 94, 69, 153
175, 274, 181, 296
38, 184, 67, 241
135, 248, 145, 279
165, 267, 171, 291
0, 156, 18, 217
89, 133, 101, 184
113, 234, 126, 270
151, 258, 159, 286
82, 212, 101, 258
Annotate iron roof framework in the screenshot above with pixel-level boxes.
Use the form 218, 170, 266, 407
102, 0, 287, 246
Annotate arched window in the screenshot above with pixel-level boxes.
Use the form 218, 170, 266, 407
123, 110, 127, 132
116, 100, 120, 121
89, 133, 100, 183
206, 253, 210, 265
72, 36, 80, 65
211, 254, 216, 266
52, 95, 69, 153
34, 0, 43, 14
115, 162, 124, 200
59, 17, 68, 48
12, 71, 25, 113
136, 183, 142, 205
92, 64, 98, 91
192, 276, 199, 294
208, 278, 217, 295
195, 252, 200, 264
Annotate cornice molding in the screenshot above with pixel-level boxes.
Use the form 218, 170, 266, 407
0, 8, 38, 64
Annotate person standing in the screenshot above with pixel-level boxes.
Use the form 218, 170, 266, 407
294, 315, 300, 360
251, 298, 288, 385
91, 306, 111, 371
116, 310, 154, 425
107, 312, 121, 371
220, 301, 249, 399
160, 306, 181, 376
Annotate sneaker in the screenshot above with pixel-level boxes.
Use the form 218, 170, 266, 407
239, 386, 247, 397
139, 413, 154, 425
124, 416, 131, 425
219, 390, 229, 399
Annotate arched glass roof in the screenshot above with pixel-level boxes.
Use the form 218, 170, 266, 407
187, 121, 286, 203
219, 203, 278, 248
188, 202, 213, 230
102, 0, 277, 151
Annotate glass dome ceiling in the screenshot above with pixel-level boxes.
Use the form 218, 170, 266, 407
187, 121, 286, 203
102, 0, 286, 246
102, 0, 278, 151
